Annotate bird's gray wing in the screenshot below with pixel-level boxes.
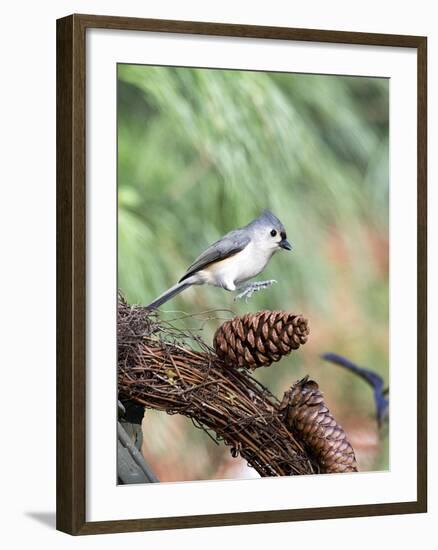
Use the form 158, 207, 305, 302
179, 229, 250, 283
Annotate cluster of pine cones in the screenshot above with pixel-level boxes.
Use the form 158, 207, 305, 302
213, 310, 358, 473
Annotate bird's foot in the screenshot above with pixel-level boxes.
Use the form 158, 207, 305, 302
234, 280, 277, 302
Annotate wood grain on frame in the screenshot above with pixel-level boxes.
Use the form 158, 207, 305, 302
56, 13, 427, 535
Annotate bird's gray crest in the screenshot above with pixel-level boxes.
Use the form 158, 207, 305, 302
254, 209, 285, 232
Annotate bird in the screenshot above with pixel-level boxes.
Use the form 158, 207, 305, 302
146, 209, 292, 309
321, 352, 389, 427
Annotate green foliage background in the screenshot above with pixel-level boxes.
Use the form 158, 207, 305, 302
118, 64, 389, 480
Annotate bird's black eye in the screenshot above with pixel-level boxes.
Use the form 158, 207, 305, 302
270, 229, 277, 237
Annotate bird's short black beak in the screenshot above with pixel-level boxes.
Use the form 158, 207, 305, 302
279, 238, 292, 251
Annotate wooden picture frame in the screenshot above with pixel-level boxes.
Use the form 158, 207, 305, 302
56, 13, 427, 535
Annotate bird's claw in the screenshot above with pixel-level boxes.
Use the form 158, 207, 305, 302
234, 280, 277, 302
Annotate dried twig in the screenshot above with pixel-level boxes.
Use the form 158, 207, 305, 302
118, 294, 358, 477
118, 294, 317, 476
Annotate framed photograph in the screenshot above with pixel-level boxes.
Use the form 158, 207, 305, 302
56, 14, 427, 535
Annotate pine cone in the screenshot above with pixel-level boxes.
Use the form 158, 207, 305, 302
281, 377, 358, 473
213, 310, 309, 369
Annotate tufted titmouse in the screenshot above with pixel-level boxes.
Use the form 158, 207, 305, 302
146, 209, 292, 309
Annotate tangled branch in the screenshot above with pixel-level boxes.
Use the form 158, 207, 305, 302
118, 294, 357, 477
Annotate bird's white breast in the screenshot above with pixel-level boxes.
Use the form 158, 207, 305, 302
199, 242, 274, 290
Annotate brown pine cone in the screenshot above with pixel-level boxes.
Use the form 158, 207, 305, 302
281, 377, 358, 473
213, 310, 309, 369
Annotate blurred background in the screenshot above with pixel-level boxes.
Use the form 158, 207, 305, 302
117, 64, 389, 481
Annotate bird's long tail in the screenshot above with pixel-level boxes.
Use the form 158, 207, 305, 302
146, 281, 192, 310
